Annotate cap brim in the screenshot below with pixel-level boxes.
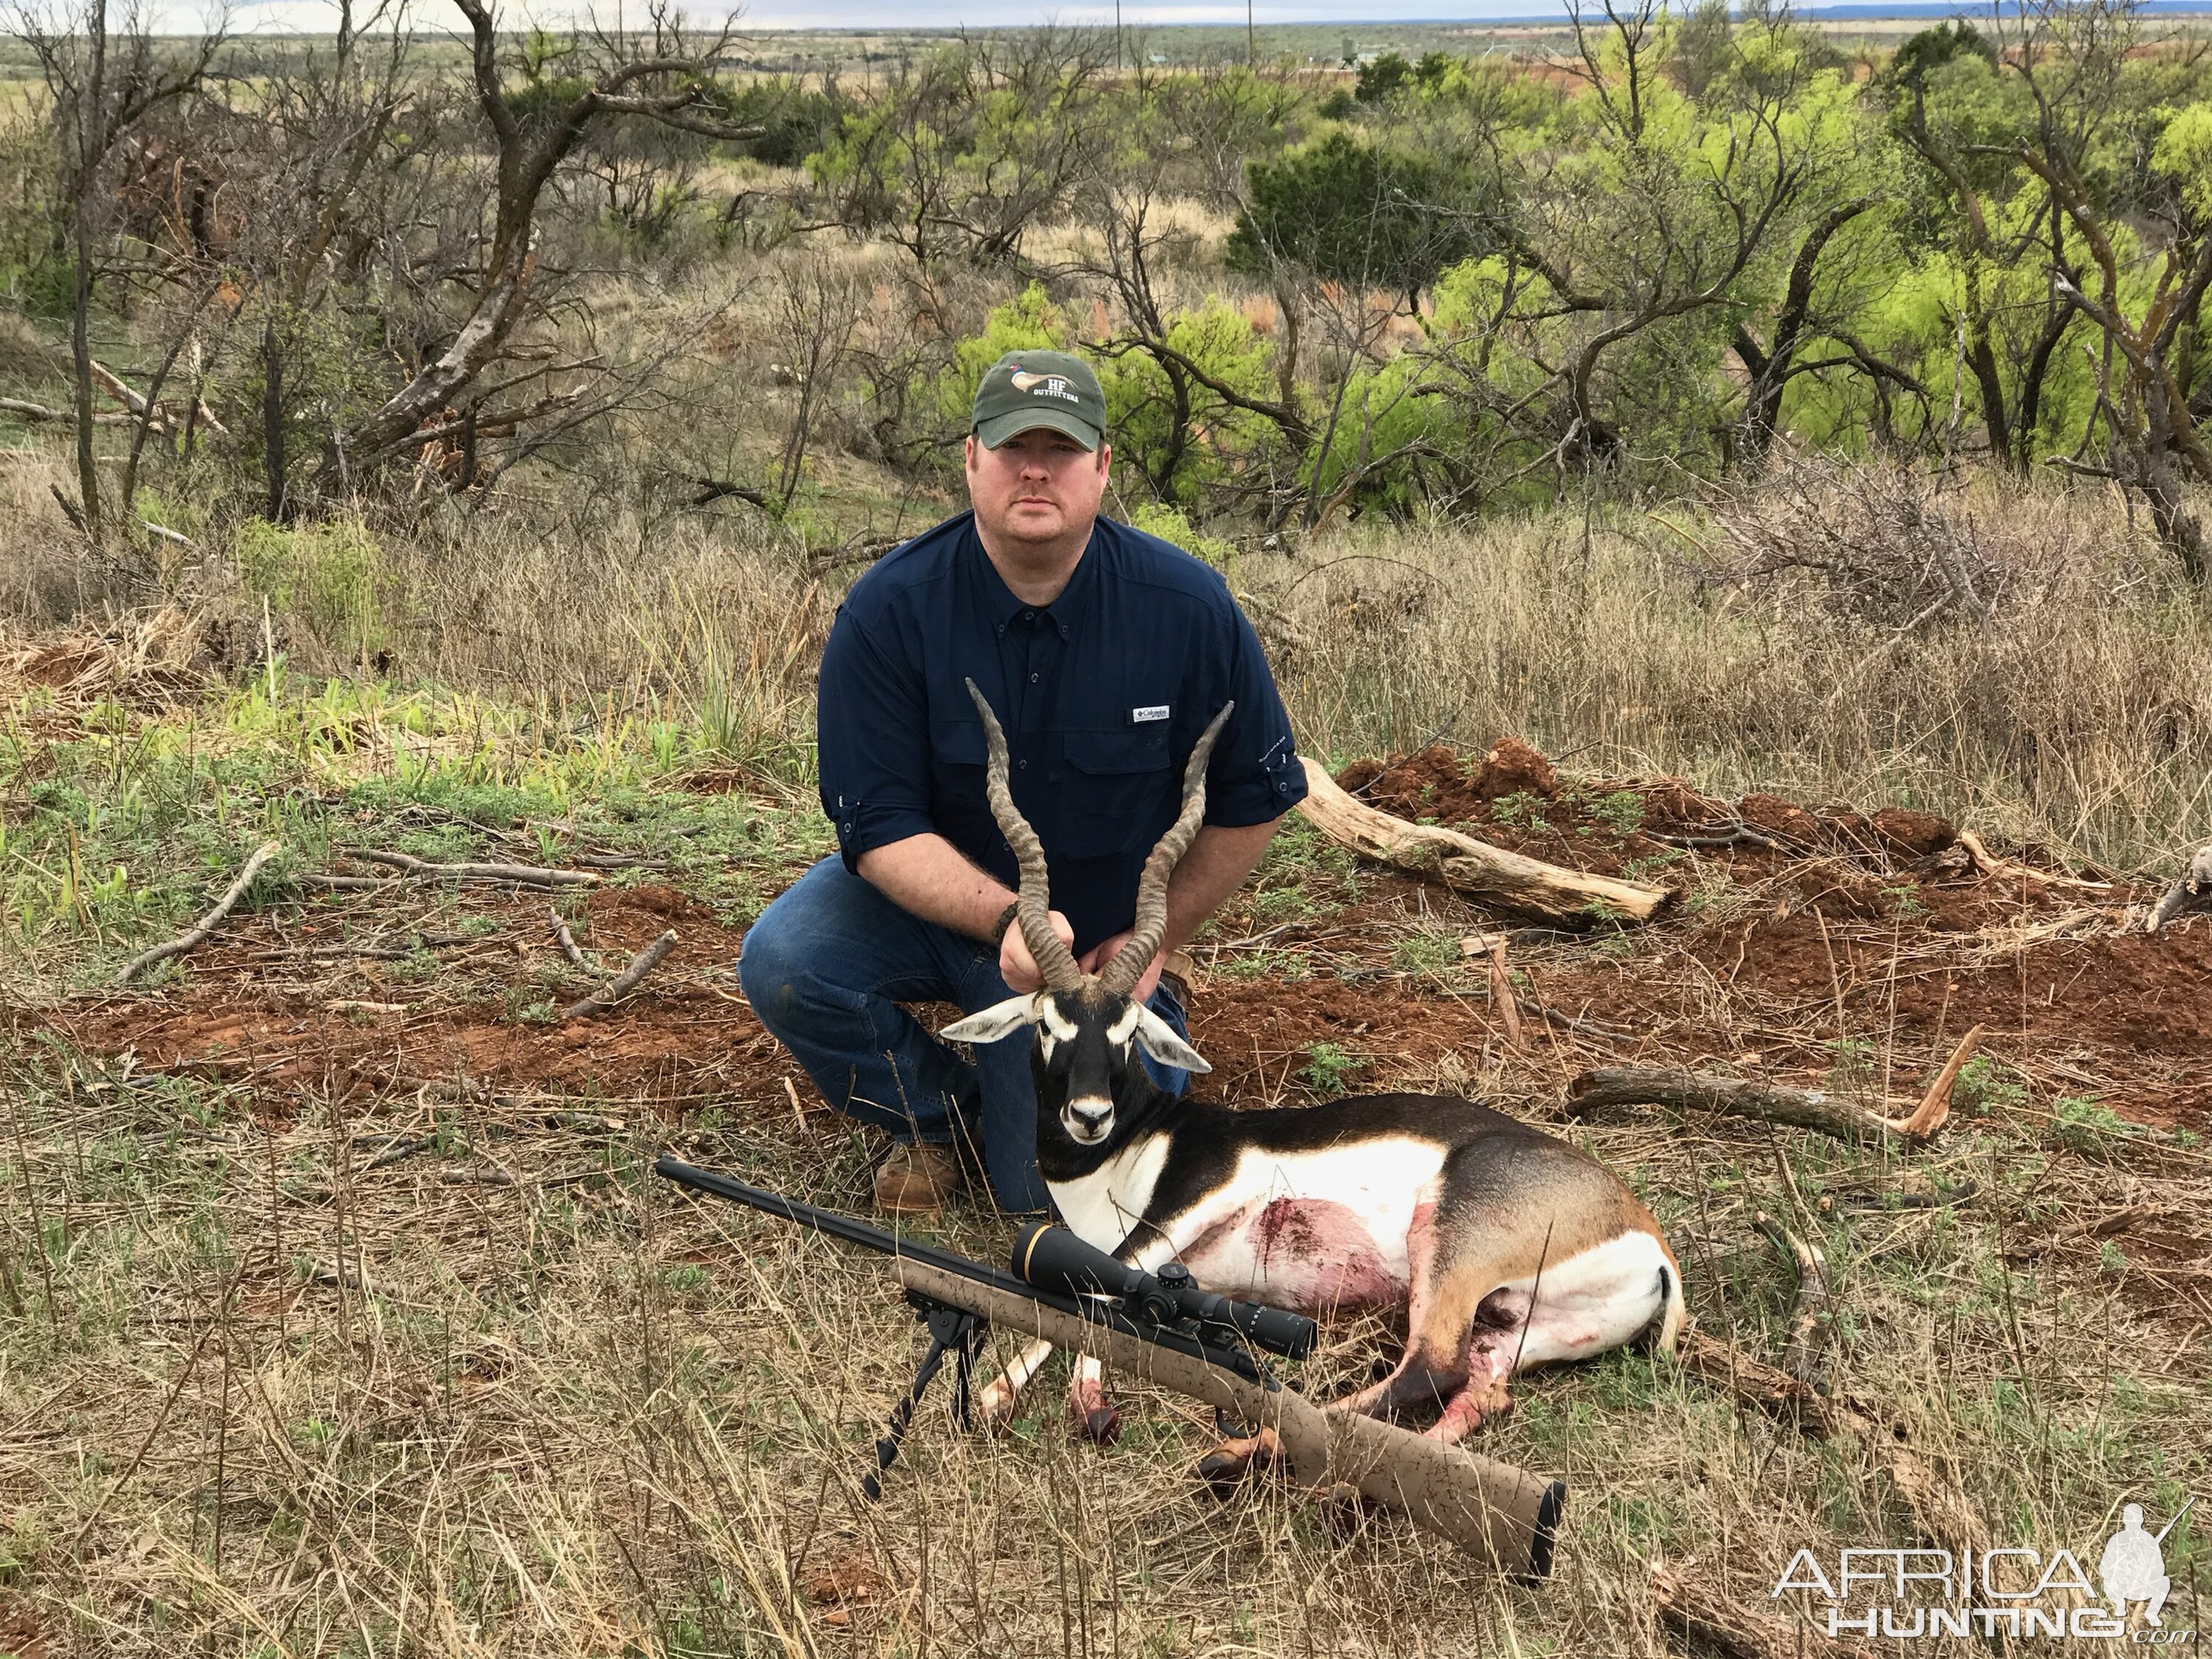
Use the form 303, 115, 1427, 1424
975, 408, 1102, 451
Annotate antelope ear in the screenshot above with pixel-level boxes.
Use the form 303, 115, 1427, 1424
1133, 1004, 1210, 1074
941, 995, 1042, 1046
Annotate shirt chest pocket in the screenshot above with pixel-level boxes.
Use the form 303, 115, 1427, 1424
928, 717, 988, 801
1057, 728, 1175, 858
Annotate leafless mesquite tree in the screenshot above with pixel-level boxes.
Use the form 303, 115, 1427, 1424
1970, 0, 2212, 580
322, 0, 759, 490
5, 0, 229, 540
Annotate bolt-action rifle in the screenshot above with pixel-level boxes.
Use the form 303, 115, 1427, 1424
653, 1156, 1565, 1580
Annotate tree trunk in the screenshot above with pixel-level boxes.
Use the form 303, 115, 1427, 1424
69, 198, 101, 537
262, 314, 287, 521
1966, 320, 2012, 468
2142, 378, 2206, 585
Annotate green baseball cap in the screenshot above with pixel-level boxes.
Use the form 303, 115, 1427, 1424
971, 349, 1106, 451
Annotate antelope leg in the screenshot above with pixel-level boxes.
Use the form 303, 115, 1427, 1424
975, 1335, 1055, 1430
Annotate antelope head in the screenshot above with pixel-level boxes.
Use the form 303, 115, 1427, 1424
940, 678, 1228, 1148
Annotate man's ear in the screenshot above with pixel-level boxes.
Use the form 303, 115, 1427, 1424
941, 994, 1040, 1046
1133, 1004, 1209, 1074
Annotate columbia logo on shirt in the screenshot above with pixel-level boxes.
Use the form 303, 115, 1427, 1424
1132, 705, 1170, 723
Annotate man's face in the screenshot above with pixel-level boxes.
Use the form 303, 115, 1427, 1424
965, 427, 1111, 549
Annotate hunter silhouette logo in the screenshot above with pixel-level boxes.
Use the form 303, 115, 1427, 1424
2103, 1498, 2190, 1627
1008, 366, 1081, 403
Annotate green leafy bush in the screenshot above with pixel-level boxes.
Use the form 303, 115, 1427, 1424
1227, 133, 1485, 299
234, 517, 394, 664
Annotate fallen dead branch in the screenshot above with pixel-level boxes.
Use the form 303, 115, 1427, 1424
349, 850, 600, 888
1571, 1027, 1982, 1144
1649, 1557, 1879, 1659
1565, 1066, 1950, 1146
2003, 1202, 2168, 1262
549, 907, 589, 967
1296, 758, 1671, 925
1674, 1329, 1989, 1557
113, 841, 284, 986
2149, 845, 2212, 931
1956, 829, 2112, 894
1751, 1211, 1830, 1385
561, 930, 678, 1019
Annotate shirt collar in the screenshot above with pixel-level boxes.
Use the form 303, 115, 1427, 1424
968, 514, 1103, 636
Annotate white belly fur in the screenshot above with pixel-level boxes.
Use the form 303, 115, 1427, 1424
1161, 1137, 1450, 1298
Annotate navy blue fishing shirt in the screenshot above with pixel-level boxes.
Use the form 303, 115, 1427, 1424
818, 510, 1308, 956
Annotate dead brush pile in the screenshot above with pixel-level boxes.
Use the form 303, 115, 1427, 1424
1700, 454, 2112, 626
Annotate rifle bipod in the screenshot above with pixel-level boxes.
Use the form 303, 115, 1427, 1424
862, 1294, 987, 1500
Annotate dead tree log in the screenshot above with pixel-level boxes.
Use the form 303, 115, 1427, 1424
562, 930, 678, 1019
113, 840, 282, 985
2149, 844, 2212, 931
1295, 759, 1671, 925
1674, 1329, 1990, 1558
1650, 1559, 1881, 1659
1567, 1028, 1980, 1145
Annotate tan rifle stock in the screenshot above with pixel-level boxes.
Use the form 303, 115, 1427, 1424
894, 1259, 1565, 1579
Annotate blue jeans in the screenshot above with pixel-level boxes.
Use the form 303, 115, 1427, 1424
737, 857, 1191, 1213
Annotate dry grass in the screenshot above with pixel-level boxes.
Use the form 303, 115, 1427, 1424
1, 913, 2205, 1656
1242, 468, 2212, 874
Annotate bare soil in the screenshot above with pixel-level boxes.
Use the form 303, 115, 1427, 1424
41, 745, 2210, 1143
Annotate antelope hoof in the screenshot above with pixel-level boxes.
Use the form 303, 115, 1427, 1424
1079, 1404, 1121, 1444
1195, 1427, 1284, 1495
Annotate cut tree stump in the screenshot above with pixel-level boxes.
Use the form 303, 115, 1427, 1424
1295, 758, 1671, 926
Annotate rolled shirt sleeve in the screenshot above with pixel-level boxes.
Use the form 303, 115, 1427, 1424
1198, 591, 1309, 829
817, 608, 936, 872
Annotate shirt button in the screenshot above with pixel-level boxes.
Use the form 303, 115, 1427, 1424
1018, 759, 1029, 771
1021, 609, 1034, 622
1029, 672, 1040, 684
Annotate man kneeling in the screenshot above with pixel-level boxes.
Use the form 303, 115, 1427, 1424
737, 349, 1305, 1212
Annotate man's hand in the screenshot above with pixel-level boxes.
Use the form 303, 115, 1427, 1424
1001, 908, 1077, 994
1077, 930, 1164, 1004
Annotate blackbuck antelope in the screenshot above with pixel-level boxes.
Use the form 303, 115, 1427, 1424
941, 681, 1685, 1451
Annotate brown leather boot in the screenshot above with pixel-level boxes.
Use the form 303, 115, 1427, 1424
1161, 948, 1196, 1006
873, 1141, 961, 1214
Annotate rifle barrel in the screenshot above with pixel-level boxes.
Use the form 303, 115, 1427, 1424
653, 1156, 1267, 1381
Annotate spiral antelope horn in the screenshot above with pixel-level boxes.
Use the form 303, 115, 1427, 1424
1099, 702, 1234, 998
965, 679, 1082, 992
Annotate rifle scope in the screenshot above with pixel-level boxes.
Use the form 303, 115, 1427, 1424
1012, 1223, 1317, 1360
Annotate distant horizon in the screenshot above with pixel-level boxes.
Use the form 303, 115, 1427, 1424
165, 0, 2212, 35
